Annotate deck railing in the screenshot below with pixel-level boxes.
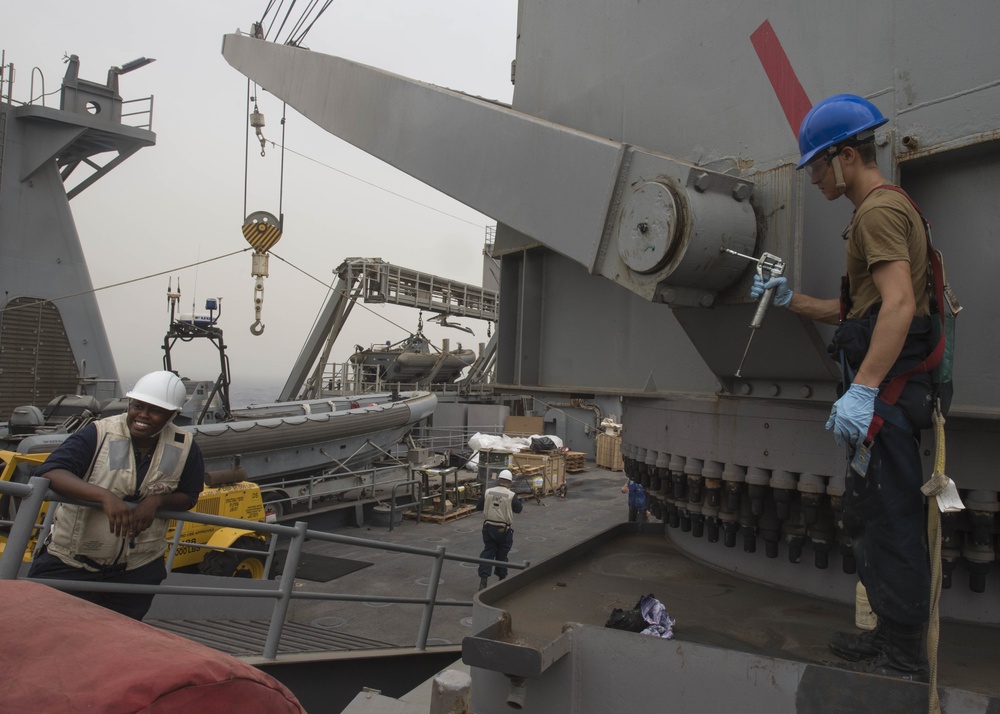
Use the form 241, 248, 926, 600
0, 476, 528, 660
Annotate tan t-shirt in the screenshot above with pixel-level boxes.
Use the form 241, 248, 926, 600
845, 187, 930, 320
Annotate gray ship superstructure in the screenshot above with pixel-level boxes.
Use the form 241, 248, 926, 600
223, 2, 1000, 710
0, 55, 436, 507
0, 54, 153, 413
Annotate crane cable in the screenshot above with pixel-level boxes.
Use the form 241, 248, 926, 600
257, 0, 332, 46
0, 249, 252, 316
0, 246, 432, 343
268, 250, 413, 335
261, 138, 486, 229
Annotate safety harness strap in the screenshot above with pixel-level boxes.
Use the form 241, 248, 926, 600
860, 185, 946, 442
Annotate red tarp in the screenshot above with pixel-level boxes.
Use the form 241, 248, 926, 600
0, 581, 305, 713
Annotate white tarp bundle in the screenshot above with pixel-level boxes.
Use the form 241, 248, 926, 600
464, 433, 566, 471
467, 432, 564, 453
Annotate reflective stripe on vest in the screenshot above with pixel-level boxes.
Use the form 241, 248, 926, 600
47, 414, 192, 571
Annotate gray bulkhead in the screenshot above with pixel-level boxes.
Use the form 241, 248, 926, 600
221, 0, 1000, 611
0, 56, 156, 414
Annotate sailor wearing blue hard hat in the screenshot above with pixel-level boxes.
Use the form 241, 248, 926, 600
750, 93, 936, 682
797, 94, 889, 167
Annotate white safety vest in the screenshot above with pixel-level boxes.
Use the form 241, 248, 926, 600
482, 485, 516, 527
47, 413, 193, 571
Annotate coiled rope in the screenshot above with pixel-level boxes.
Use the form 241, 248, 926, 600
924, 405, 946, 714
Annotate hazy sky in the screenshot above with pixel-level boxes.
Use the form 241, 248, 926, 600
4, 1, 516, 397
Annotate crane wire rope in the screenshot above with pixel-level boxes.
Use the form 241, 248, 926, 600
247, 1, 486, 230
267, 250, 413, 335
0, 249, 252, 315
257, 0, 332, 46
279, 102, 287, 218
241, 0, 484, 346
0, 247, 429, 343
262, 139, 486, 229
264, 0, 291, 42
272, 0, 297, 43
243, 79, 252, 221
287, 1, 333, 46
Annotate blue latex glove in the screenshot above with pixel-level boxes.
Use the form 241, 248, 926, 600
825, 384, 879, 446
750, 275, 793, 308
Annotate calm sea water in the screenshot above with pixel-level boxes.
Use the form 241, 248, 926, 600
229, 379, 288, 407
119, 373, 299, 408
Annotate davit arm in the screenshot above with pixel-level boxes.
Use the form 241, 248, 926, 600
221, 33, 757, 309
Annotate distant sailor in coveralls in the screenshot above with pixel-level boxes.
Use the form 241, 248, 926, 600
476, 469, 522, 591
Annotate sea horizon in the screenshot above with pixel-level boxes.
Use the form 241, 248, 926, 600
119, 371, 287, 409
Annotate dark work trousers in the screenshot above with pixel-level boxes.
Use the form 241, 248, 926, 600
841, 420, 930, 627
28, 548, 167, 621
628, 508, 648, 523
479, 523, 514, 579
832, 311, 933, 627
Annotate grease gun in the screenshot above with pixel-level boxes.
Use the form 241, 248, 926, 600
722, 248, 786, 378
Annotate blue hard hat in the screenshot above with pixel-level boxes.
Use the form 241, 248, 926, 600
796, 94, 888, 169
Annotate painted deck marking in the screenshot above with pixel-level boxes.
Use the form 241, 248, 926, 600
751, 20, 812, 137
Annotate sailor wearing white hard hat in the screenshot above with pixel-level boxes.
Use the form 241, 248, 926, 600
27, 370, 205, 620
475, 469, 522, 591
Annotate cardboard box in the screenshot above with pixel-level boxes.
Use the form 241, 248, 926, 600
596, 433, 624, 471
504, 416, 544, 436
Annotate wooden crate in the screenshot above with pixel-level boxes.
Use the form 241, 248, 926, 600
510, 451, 565, 494
596, 434, 624, 471
565, 451, 586, 473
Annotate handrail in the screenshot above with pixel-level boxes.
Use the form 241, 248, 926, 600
0, 477, 529, 658
163, 518, 282, 576
389, 478, 423, 531
121, 95, 154, 130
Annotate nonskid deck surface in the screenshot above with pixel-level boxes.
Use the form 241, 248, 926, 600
487, 530, 1000, 698
152, 463, 999, 699
258, 466, 630, 650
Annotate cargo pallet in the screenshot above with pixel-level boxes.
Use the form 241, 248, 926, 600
403, 503, 478, 524
565, 452, 586, 473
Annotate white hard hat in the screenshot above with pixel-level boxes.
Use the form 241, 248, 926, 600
126, 371, 187, 412
497, 469, 513, 482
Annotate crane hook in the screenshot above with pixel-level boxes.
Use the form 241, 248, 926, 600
250, 107, 267, 157
242, 212, 282, 339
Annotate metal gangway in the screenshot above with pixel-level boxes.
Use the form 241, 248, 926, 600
280, 258, 499, 401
